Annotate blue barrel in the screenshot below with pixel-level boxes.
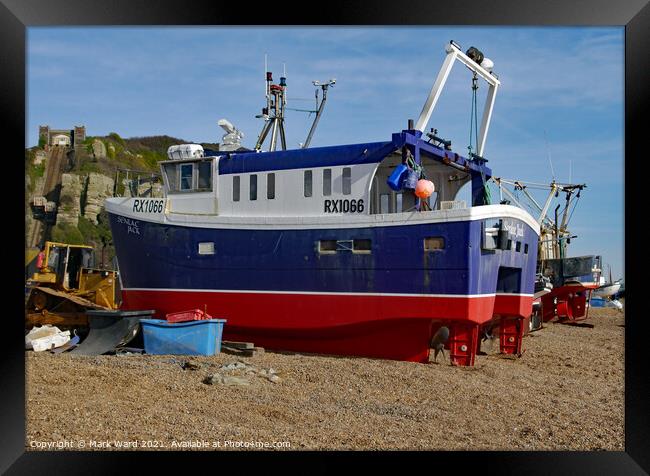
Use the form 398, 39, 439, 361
402, 168, 419, 190
140, 319, 227, 355
387, 164, 408, 191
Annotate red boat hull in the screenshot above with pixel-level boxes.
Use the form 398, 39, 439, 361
540, 282, 599, 323
122, 289, 533, 363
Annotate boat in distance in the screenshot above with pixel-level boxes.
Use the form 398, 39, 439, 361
106, 41, 540, 365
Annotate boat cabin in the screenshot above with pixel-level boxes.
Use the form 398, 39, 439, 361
159, 130, 490, 218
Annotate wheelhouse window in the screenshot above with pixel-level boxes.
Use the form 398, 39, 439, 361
250, 174, 257, 201
323, 169, 332, 196
197, 161, 212, 191
164, 164, 179, 191
180, 163, 193, 191
342, 167, 351, 195
267, 173, 275, 199
304, 170, 313, 197
162, 159, 213, 194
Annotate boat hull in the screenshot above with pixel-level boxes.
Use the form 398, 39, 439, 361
108, 206, 538, 363
593, 283, 621, 298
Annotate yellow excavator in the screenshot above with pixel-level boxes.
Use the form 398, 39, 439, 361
25, 241, 118, 329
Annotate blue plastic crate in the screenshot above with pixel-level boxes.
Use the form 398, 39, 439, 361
140, 319, 227, 356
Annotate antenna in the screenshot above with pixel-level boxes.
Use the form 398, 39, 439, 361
254, 59, 288, 152
283, 62, 287, 103
302, 79, 336, 149
544, 130, 556, 181
569, 159, 572, 184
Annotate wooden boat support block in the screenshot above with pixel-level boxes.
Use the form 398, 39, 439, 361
86, 309, 157, 318
221, 343, 265, 357
222, 341, 255, 350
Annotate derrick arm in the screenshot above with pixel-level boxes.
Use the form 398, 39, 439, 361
415, 42, 500, 157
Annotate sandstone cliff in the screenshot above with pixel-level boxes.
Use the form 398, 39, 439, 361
84, 173, 115, 224
57, 174, 84, 227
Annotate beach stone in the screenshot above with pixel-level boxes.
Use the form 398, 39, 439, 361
203, 373, 250, 386
221, 362, 250, 371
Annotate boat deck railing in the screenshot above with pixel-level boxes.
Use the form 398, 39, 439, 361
113, 168, 163, 198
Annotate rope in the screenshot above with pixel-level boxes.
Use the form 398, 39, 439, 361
468, 74, 479, 157
468, 73, 491, 205
483, 172, 492, 204
406, 154, 425, 179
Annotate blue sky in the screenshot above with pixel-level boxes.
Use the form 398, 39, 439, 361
27, 27, 624, 280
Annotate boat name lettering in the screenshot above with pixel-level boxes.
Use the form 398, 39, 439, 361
502, 222, 524, 238
324, 199, 364, 214
132, 199, 164, 214
116, 216, 141, 235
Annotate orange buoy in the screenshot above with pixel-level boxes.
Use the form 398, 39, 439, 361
414, 179, 435, 199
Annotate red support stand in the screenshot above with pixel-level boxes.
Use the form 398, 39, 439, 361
448, 323, 479, 366
499, 316, 524, 356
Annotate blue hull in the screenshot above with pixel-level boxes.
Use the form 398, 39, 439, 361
109, 214, 538, 297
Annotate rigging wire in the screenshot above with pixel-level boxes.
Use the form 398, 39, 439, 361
544, 130, 556, 181
468, 72, 491, 204
565, 192, 581, 226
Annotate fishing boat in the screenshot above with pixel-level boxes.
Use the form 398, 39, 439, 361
492, 178, 602, 329
593, 266, 621, 298
588, 295, 623, 311
105, 41, 540, 365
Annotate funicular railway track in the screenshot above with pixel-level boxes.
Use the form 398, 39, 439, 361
27, 219, 43, 249
27, 146, 68, 248
42, 146, 66, 199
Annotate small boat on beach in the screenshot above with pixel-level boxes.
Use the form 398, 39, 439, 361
593, 266, 621, 298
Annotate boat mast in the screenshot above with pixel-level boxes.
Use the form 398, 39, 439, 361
255, 58, 288, 152
492, 178, 585, 261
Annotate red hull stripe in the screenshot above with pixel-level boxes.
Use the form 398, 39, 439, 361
121, 289, 532, 363
121, 289, 533, 327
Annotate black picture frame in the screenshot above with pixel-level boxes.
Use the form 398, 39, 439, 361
3, 0, 646, 473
